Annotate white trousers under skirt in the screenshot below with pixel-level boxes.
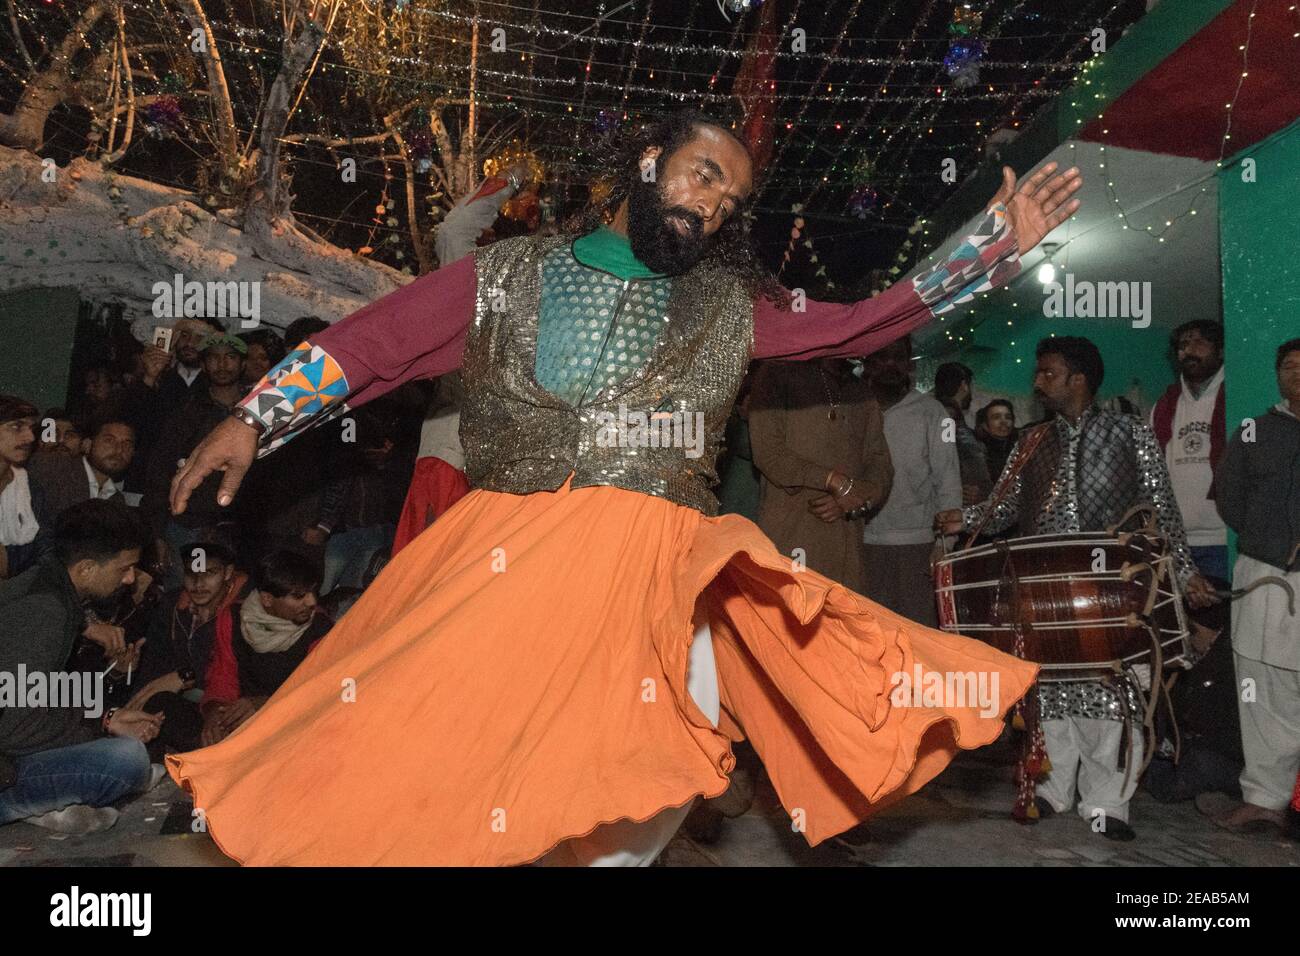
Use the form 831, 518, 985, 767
538, 599, 720, 866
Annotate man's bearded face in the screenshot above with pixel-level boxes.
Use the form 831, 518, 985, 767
626, 166, 715, 276
624, 125, 753, 276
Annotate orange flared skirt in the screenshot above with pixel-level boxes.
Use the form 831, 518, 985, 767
167, 475, 1038, 865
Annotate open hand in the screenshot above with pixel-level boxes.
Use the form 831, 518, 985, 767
986, 162, 1083, 255
170, 416, 260, 515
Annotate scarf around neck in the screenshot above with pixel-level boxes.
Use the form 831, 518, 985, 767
240, 588, 311, 653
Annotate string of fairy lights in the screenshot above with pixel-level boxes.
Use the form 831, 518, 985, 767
923, 0, 1278, 359
1, 0, 1191, 286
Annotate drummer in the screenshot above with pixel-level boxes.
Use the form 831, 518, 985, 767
936, 335, 1218, 842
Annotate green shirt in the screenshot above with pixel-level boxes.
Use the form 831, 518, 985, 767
534, 229, 672, 406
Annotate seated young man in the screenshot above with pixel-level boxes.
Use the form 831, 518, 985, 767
0, 500, 165, 834
125, 541, 249, 758
199, 549, 332, 746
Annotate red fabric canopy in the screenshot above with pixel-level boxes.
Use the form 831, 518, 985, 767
1080, 0, 1300, 160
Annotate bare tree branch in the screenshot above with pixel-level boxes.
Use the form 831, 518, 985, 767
170, 0, 238, 163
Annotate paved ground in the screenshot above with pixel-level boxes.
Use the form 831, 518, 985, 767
2, 738, 1296, 867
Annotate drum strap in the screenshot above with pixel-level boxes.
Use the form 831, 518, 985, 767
964, 423, 1052, 550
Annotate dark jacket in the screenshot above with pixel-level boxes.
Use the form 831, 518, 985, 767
144, 389, 238, 531
1215, 407, 1300, 572
0, 553, 96, 760
137, 572, 250, 689
27, 451, 123, 528
203, 610, 333, 703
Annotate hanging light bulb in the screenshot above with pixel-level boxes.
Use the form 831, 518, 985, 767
1037, 261, 1057, 285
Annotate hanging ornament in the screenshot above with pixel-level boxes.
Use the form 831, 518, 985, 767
948, 5, 983, 37
944, 39, 985, 77
143, 95, 184, 137
593, 109, 622, 135
845, 185, 879, 220
717, 0, 765, 22
404, 106, 434, 174
406, 130, 433, 173
944, 38, 985, 88
482, 141, 545, 192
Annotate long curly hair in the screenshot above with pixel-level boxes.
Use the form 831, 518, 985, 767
565, 109, 791, 310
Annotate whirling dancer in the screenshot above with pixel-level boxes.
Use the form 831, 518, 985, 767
167, 109, 1081, 866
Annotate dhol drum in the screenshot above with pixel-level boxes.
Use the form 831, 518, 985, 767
932, 525, 1191, 682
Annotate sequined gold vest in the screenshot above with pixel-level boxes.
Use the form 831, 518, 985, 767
459, 234, 754, 515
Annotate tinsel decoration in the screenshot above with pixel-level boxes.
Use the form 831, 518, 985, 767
143, 95, 184, 137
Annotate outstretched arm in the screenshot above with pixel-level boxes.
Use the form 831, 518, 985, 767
753, 163, 1081, 361
170, 252, 477, 515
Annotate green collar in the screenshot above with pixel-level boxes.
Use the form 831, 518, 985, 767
571, 225, 666, 280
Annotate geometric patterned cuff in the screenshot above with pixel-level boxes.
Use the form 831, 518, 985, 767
912, 202, 1021, 318
239, 340, 350, 442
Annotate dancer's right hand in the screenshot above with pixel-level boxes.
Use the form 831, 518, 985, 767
170, 416, 260, 515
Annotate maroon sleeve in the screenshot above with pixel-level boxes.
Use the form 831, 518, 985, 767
237, 253, 477, 453
752, 204, 1020, 360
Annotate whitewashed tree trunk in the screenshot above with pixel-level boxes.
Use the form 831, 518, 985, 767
0, 145, 407, 340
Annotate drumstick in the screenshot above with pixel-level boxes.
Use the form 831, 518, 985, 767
1212, 576, 1296, 616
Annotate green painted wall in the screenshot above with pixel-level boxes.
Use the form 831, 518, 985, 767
1219, 119, 1300, 427
926, 291, 1178, 412
0, 287, 81, 409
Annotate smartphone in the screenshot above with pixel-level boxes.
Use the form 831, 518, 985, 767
152, 326, 173, 353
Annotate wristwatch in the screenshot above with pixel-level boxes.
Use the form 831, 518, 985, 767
230, 406, 269, 439
844, 499, 874, 521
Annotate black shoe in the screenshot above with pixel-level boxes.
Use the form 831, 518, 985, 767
1100, 818, 1137, 842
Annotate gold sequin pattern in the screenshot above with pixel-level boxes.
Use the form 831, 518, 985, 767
460, 234, 755, 516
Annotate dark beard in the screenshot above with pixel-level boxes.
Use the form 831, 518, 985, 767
626, 172, 712, 275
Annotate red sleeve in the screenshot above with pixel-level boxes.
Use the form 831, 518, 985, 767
752, 204, 1020, 360
201, 616, 240, 706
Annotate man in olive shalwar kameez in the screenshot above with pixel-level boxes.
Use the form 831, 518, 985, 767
749, 358, 893, 591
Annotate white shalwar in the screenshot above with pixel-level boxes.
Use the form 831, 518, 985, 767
538, 599, 720, 866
